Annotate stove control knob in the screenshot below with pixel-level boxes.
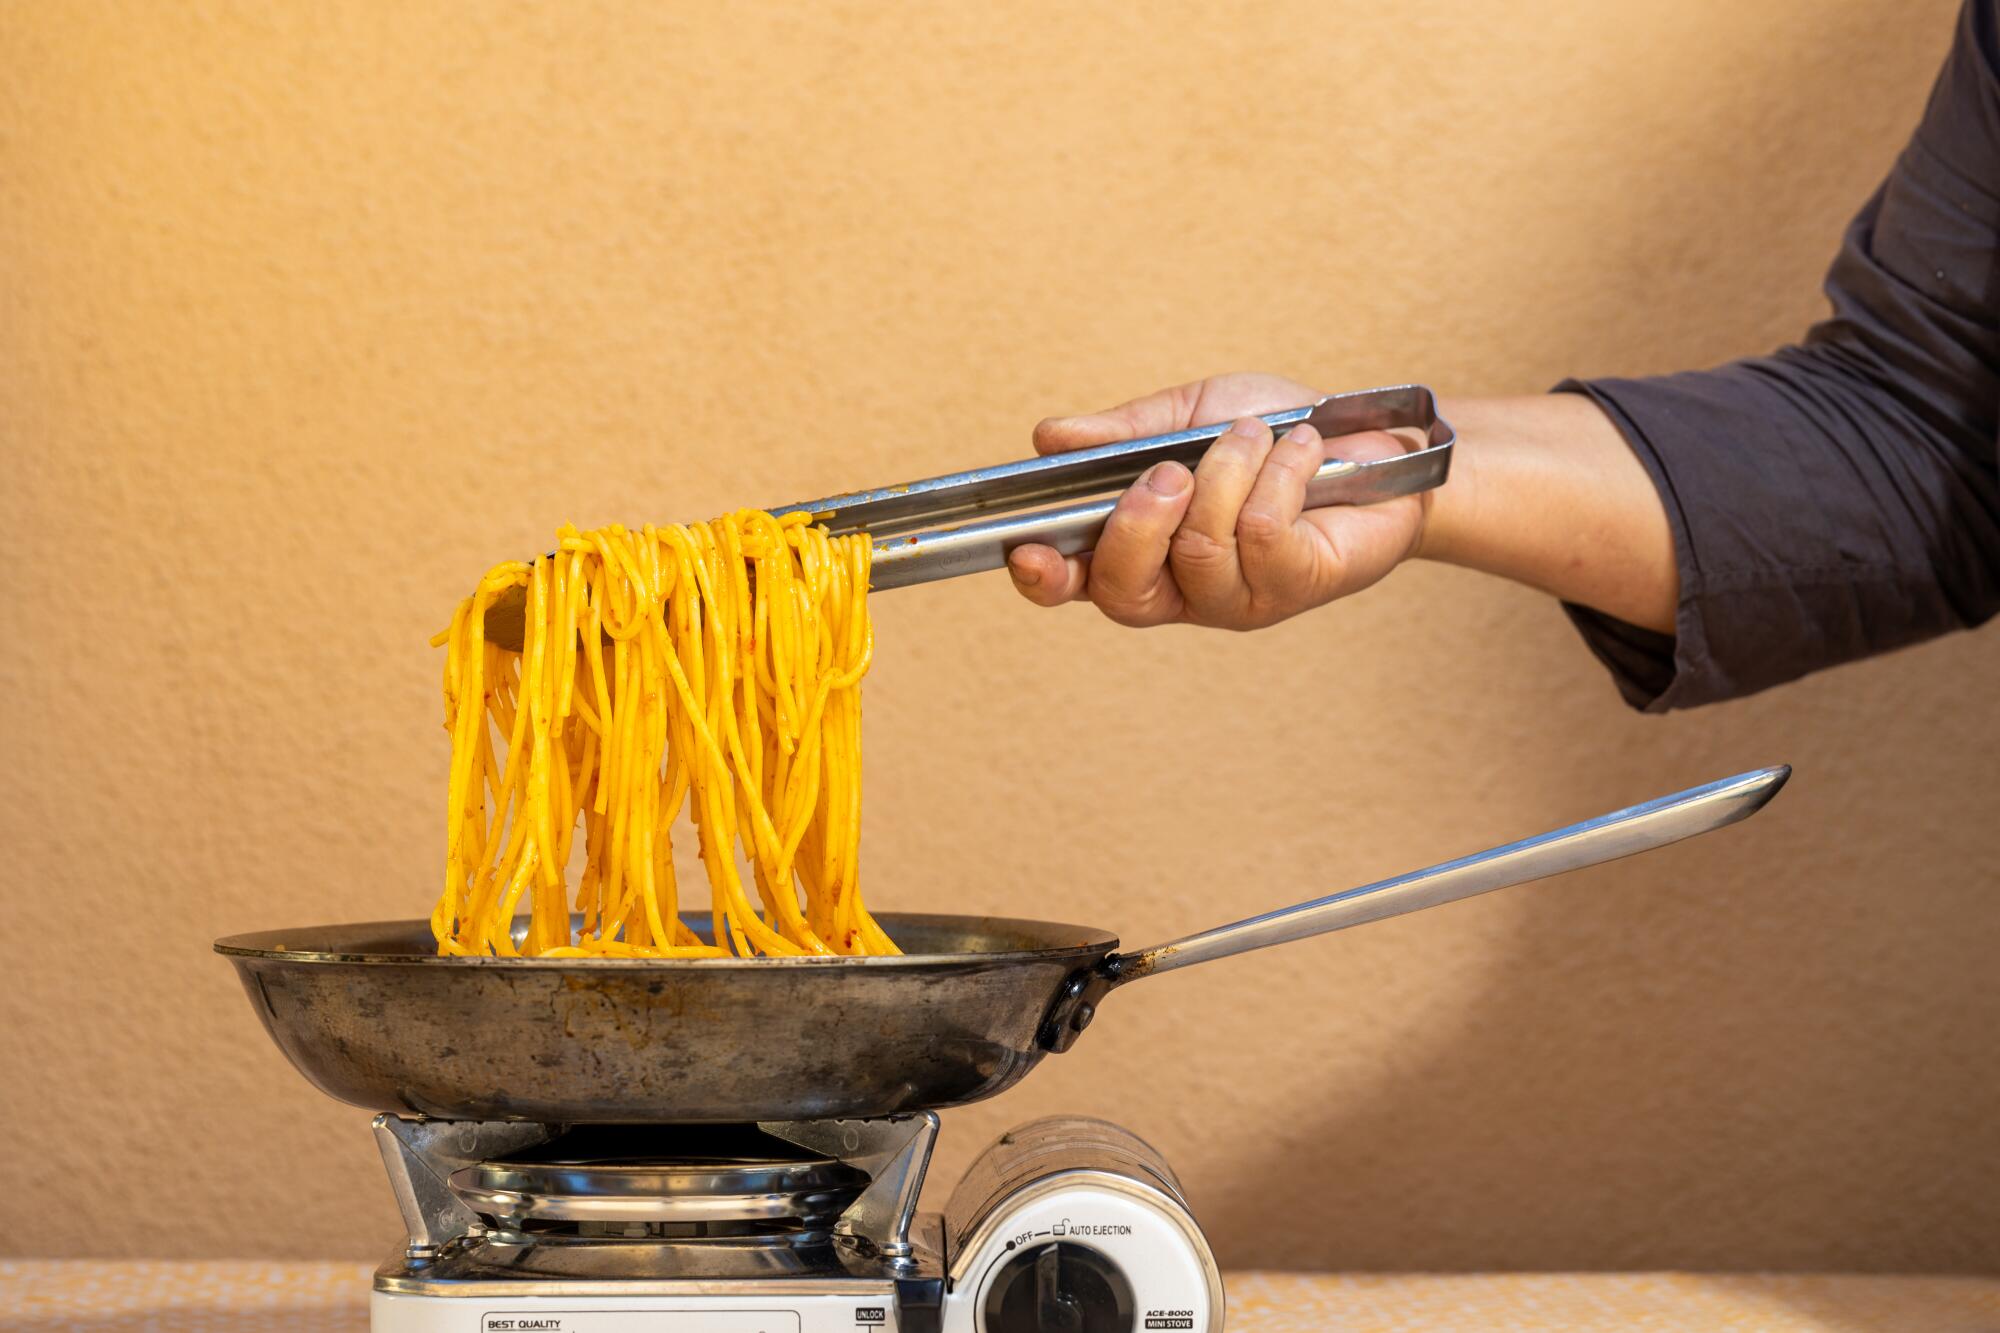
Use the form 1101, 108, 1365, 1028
982, 1240, 1134, 1333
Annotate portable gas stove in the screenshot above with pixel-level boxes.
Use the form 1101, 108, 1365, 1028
221, 767, 1790, 1332
370, 1112, 1220, 1333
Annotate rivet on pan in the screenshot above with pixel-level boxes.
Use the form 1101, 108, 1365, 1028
1071, 1003, 1096, 1032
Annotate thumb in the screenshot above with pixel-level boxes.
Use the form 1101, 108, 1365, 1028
1032, 383, 1200, 456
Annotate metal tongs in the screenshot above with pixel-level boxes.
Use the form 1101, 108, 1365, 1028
484, 384, 1454, 648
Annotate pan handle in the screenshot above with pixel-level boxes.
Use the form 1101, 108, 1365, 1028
1038, 764, 1790, 1052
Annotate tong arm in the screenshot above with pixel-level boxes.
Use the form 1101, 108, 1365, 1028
772, 383, 1450, 542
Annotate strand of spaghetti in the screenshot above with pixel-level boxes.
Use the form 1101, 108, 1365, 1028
435, 598, 481, 942
752, 512, 800, 744
704, 518, 810, 955
591, 530, 647, 642
592, 544, 680, 948
653, 563, 706, 951
631, 621, 673, 947
525, 560, 560, 897
601, 635, 639, 934
724, 519, 803, 944
660, 585, 801, 955
542, 560, 578, 934
583, 593, 614, 815
555, 544, 584, 723
453, 619, 532, 947
706, 524, 824, 945
489, 844, 541, 956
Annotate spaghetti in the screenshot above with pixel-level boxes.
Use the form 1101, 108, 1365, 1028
427, 512, 896, 958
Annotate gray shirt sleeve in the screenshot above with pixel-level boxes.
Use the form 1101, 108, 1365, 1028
1555, 0, 2000, 711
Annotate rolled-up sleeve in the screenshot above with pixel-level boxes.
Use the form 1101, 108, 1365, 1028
1557, 0, 2000, 711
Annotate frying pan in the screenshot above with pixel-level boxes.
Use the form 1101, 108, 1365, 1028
217, 766, 1786, 1124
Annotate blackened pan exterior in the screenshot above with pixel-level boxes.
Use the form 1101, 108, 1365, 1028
216, 913, 1116, 1123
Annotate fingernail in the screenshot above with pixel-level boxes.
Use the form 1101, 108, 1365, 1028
1285, 424, 1317, 444
1146, 461, 1190, 496
1228, 417, 1264, 439
1010, 556, 1042, 587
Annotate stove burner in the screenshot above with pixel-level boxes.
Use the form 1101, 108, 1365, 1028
370, 1111, 947, 1297
448, 1125, 869, 1245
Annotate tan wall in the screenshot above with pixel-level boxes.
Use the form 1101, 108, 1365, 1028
4, 0, 1994, 1273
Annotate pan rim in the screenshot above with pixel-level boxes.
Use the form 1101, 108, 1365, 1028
213, 911, 1120, 968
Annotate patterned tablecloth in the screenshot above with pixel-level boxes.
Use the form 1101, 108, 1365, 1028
3, 1261, 1998, 1331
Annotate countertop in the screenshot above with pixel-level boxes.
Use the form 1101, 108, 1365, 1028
4, 1262, 1998, 1330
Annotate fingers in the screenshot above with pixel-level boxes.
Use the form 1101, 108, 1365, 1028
1167, 417, 1270, 617
1296, 429, 1418, 552
1005, 460, 1193, 623
1236, 423, 1327, 596
1006, 545, 1089, 607
1081, 461, 1193, 626
1297, 428, 1427, 592
1032, 382, 1202, 456
1318, 427, 1409, 467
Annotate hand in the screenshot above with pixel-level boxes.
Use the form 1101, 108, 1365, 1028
1007, 373, 1426, 629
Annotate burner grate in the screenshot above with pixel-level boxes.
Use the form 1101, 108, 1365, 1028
446, 1124, 869, 1246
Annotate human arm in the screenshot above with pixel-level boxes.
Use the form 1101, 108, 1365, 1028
1011, 2, 2000, 710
